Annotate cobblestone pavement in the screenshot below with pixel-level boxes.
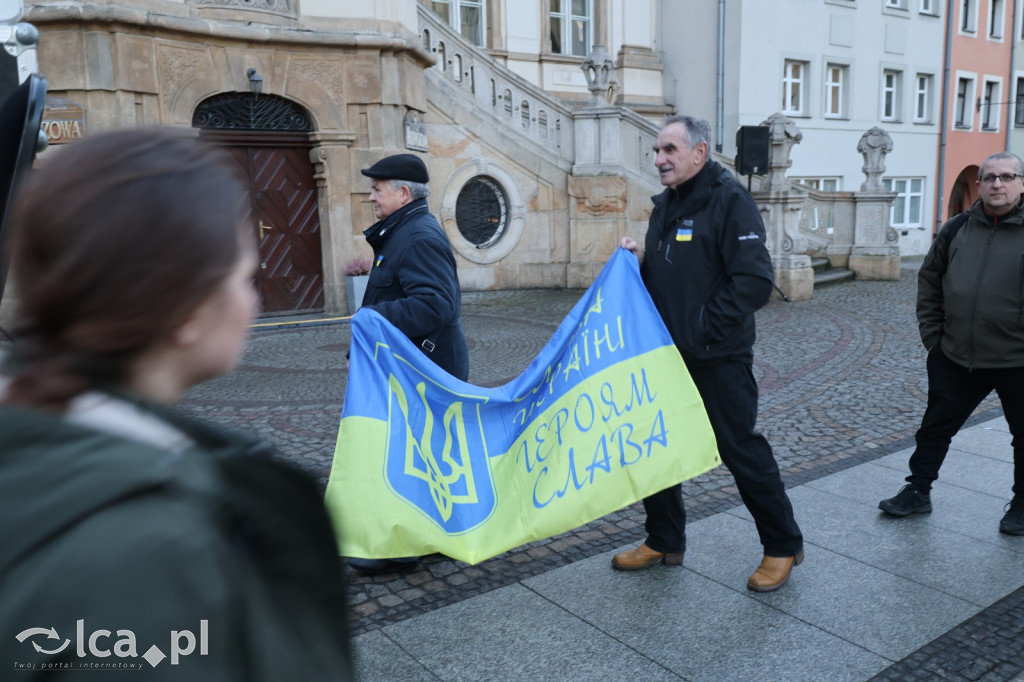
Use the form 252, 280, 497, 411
177, 257, 1022, 679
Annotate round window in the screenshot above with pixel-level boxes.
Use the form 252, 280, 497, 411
455, 177, 508, 249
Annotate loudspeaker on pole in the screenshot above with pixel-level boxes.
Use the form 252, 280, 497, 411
735, 125, 769, 176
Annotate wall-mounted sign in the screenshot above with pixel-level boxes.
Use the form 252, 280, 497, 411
404, 110, 428, 152
41, 98, 85, 145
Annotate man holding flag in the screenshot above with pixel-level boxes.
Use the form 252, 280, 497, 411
617, 114, 804, 592
346, 152, 468, 575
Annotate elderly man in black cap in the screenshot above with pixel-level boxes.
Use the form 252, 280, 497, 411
347, 153, 469, 576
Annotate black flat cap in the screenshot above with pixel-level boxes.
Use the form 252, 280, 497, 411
360, 153, 429, 184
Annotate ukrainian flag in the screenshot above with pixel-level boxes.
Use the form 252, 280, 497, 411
676, 228, 693, 241
324, 248, 720, 564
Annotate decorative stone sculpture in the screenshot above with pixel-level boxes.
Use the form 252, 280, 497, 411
581, 45, 617, 107
857, 127, 893, 191
761, 112, 802, 193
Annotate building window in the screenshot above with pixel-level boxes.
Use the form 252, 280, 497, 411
455, 176, 509, 248
796, 177, 841, 191
882, 69, 902, 121
884, 178, 924, 229
955, 77, 973, 127
782, 60, 808, 115
825, 63, 847, 118
550, 0, 592, 57
1015, 77, 1024, 126
989, 0, 1004, 38
886, 0, 907, 8
914, 73, 933, 122
431, 0, 486, 47
961, 0, 977, 32
920, 0, 936, 14
981, 80, 1000, 130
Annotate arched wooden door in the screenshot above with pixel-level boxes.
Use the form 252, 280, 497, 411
194, 94, 324, 315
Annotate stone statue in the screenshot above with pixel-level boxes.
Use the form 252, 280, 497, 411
581, 45, 617, 107
761, 112, 803, 192
857, 127, 893, 192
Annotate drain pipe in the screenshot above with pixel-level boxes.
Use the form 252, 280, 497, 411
716, 0, 725, 153
934, 0, 955, 235
1007, 0, 1017, 149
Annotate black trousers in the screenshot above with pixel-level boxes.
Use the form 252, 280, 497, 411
642, 361, 803, 557
907, 347, 1024, 496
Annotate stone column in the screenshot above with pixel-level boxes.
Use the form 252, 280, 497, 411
849, 128, 900, 280
310, 132, 359, 315
754, 113, 812, 301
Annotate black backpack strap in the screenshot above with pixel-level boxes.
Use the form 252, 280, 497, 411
942, 211, 970, 252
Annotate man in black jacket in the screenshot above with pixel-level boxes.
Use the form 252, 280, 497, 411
616, 115, 804, 592
347, 153, 469, 575
879, 151, 1024, 535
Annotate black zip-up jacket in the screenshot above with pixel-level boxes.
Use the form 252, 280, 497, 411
918, 197, 1024, 369
640, 159, 774, 365
362, 198, 469, 380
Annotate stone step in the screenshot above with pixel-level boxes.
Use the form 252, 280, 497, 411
814, 268, 855, 286
811, 256, 830, 271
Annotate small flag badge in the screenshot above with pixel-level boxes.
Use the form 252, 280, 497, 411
676, 228, 693, 242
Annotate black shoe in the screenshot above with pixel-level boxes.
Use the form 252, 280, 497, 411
999, 498, 1024, 535
879, 484, 932, 516
347, 556, 420, 575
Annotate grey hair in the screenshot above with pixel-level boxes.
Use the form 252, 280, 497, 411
387, 178, 430, 200
663, 115, 712, 150
978, 151, 1024, 179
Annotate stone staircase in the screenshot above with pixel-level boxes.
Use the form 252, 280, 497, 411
812, 257, 855, 287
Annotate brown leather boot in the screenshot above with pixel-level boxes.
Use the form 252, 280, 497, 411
611, 543, 683, 571
747, 551, 804, 592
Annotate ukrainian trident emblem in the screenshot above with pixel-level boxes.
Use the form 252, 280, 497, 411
384, 371, 495, 533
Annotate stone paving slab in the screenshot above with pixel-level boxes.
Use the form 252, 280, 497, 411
358, 583, 683, 682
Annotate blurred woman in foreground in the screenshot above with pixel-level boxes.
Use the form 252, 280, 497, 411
0, 128, 353, 680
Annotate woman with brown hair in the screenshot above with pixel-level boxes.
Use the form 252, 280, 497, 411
0, 128, 353, 680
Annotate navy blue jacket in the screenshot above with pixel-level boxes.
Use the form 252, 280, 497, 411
362, 198, 469, 380
640, 160, 774, 365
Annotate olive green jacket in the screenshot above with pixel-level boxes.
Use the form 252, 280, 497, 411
918, 198, 1024, 369
0, 388, 353, 680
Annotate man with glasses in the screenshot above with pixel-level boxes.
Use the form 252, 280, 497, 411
880, 151, 1024, 536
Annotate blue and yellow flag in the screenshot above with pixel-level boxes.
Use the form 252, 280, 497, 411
324, 248, 720, 564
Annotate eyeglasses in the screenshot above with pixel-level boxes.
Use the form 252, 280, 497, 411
979, 172, 1023, 185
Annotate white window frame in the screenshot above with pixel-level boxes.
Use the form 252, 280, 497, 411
431, 0, 487, 47
782, 59, 809, 116
914, 73, 934, 123
884, 177, 925, 229
886, 0, 907, 8
794, 177, 842, 191
884, 178, 925, 228
824, 62, 849, 118
980, 77, 1002, 131
960, 0, 978, 33
989, 0, 1005, 39
920, 0, 937, 15
549, 0, 593, 57
881, 68, 903, 122
954, 72, 977, 129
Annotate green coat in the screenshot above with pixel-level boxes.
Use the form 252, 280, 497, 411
918, 198, 1024, 369
0, 389, 353, 680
